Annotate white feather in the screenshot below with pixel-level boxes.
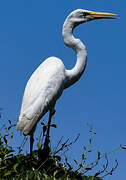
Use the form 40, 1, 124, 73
17, 57, 66, 135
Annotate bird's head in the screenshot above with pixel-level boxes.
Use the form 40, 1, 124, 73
67, 9, 119, 26
62, 9, 119, 49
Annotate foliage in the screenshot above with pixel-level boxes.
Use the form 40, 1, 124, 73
0, 113, 125, 179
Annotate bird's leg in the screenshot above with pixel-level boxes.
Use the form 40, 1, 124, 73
44, 109, 55, 150
30, 134, 34, 159
38, 110, 55, 162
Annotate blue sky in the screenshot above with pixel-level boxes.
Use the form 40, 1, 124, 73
0, 0, 125, 179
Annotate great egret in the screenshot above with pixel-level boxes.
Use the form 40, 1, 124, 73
17, 9, 118, 155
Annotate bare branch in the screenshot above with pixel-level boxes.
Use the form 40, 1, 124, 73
101, 159, 118, 178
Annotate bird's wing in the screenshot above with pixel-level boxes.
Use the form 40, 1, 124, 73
17, 57, 65, 134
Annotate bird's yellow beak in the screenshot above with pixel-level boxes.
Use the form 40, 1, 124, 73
86, 10, 119, 19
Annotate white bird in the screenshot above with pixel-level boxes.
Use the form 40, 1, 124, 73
17, 9, 118, 155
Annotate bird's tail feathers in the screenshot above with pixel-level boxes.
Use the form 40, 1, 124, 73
16, 115, 28, 132
17, 96, 47, 135
17, 113, 40, 135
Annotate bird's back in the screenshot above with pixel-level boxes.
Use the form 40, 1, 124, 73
17, 57, 66, 135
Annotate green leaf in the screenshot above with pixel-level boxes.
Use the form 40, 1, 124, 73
80, 163, 84, 168
3, 136, 7, 144
74, 159, 79, 166
0, 166, 7, 170
8, 126, 12, 130
89, 138, 92, 144
53, 169, 59, 177
84, 146, 86, 151
4, 171, 11, 176
13, 163, 19, 172
82, 153, 85, 160
41, 121, 45, 125
37, 142, 42, 149
97, 151, 101, 159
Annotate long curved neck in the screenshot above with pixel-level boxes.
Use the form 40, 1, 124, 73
62, 17, 87, 88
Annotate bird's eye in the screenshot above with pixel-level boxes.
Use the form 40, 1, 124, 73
83, 12, 90, 17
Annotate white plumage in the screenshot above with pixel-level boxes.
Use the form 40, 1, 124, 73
17, 57, 65, 135
16, 9, 118, 139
